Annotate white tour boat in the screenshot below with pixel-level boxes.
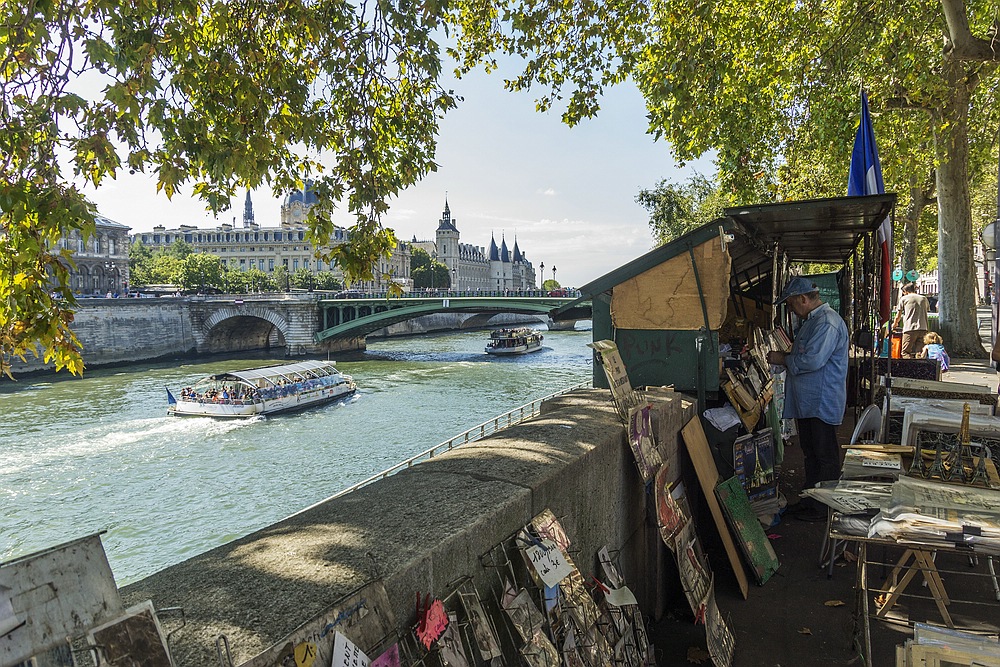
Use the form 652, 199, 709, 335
167, 360, 356, 417
485, 328, 544, 355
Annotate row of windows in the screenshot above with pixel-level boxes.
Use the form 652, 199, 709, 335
142, 230, 314, 245
60, 236, 119, 254
215, 258, 337, 272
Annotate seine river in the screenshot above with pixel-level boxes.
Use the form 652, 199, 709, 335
0, 327, 592, 585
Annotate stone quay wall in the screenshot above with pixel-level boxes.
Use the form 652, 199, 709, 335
9, 299, 197, 375
119, 389, 694, 667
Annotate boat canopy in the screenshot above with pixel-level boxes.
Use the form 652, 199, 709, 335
213, 360, 341, 386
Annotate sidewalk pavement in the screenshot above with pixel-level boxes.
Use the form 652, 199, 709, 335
649, 309, 999, 666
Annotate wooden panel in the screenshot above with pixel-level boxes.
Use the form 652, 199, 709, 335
681, 417, 750, 599
611, 238, 731, 331
0, 534, 123, 666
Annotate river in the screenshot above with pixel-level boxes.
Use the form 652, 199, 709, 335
0, 327, 593, 585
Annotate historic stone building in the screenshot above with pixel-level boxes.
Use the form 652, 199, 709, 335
415, 199, 538, 291
60, 215, 132, 295
132, 186, 412, 291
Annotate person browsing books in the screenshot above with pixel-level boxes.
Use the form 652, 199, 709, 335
766, 277, 849, 522
892, 282, 930, 358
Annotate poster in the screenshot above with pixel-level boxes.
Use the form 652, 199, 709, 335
704, 586, 735, 667
674, 522, 711, 621
370, 644, 400, 667
416, 597, 449, 650
331, 632, 370, 667
437, 613, 470, 667
501, 586, 545, 642
732, 428, 777, 501
627, 404, 663, 482
459, 592, 501, 661
655, 465, 688, 545
531, 509, 571, 552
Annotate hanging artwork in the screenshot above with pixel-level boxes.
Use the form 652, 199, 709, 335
531, 509, 572, 552
370, 644, 400, 667
501, 586, 560, 667
704, 585, 736, 667
627, 403, 663, 482
673, 522, 711, 621
416, 596, 449, 650
437, 613, 471, 667
732, 429, 777, 501
588, 340, 644, 419
655, 465, 688, 545
458, 591, 502, 662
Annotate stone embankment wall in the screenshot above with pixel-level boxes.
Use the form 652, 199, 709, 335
119, 389, 694, 667
9, 299, 196, 375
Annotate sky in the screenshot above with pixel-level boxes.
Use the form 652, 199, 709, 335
82, 68, 714, 289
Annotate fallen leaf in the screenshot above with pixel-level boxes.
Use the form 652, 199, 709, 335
686, 646, 710, 664
824, 600, 845, 607
798, 627, 812, 635
767, 533, 782, 540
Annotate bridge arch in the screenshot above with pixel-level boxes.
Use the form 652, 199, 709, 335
201, 306, 290, 353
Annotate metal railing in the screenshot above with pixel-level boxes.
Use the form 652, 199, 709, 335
329, 381, 591, 500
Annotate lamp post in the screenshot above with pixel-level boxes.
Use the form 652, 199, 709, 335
451, 267, 457, 293
103, 261, 117, 295
539, 262, 545, 289
552, 265, 557, 287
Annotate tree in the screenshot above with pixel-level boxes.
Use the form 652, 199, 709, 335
290, 268, 315, 290
410, 247, 433, 273
411, 262, 450, 289
178, 254, 224, 293
450, 0, 1000, 356
636, 174, 732, 246
542, 279, 561, 291
2, 0, 455, 377
272, 266, 291, 292
313, 272, 343, 291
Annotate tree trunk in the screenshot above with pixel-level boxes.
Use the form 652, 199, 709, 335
934, 60, 987, 358
898, 171, 934, 276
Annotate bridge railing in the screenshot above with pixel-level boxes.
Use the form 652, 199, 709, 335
328, 381, 591, 500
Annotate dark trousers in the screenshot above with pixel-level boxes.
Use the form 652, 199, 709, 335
796, 417, 841, 491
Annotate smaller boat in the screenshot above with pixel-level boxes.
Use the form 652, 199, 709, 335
485, 328, 544, 355
167, 360, 356, 418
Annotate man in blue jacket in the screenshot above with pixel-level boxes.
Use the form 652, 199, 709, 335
767, 277, 849, 522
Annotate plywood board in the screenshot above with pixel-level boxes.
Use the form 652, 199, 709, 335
610, 238, 731, 331
0, 534, 123, 667
87, 600, 172, 667
681, 417, 750, 599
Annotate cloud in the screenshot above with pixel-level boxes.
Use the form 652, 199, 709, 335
538, 187, 557, 196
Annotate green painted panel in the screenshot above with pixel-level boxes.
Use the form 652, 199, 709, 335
805, 272, 843, 317
591, 295, 720, 392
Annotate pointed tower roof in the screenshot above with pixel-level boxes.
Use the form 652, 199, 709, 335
242, 191, 255, 228
489, 234, 500, 261
512, 238, 523, 262
500, 236, 511, 263
437, 195, 458, 232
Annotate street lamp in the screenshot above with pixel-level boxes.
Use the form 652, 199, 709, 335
539, 262, 545, 289
104, 261, 117, 295
552, 265, 557, 287
451, 267, 457, 292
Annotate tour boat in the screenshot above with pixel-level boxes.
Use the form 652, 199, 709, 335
167, 360, 356, 417
485, 328, 544, 355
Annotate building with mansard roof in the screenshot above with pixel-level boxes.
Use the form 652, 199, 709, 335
132, 185, 411, 291
414, 198, 538, 291
58, 215, 132, 295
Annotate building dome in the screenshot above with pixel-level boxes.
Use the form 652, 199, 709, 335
282, 180, 319, 208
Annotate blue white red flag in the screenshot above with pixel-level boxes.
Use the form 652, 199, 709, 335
847, 91, 892, 323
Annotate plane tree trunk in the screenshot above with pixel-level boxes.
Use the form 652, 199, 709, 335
934, 59, 987, 358
898, 172, 935, 277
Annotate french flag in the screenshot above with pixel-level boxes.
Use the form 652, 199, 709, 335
847, 91, 892, 324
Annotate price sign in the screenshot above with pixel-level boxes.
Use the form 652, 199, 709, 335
905, 269, 920, 282
892, 268, 904, 282
526, 538, 574, 588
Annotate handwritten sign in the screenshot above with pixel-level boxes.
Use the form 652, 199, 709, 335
526, 538, 574, 588
416, 598, 448, 649
331, 632, 370, 667
370, 644, 400, 667
604, 585, 639, 608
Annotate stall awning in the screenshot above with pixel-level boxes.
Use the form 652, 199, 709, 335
725, 194, 897, 264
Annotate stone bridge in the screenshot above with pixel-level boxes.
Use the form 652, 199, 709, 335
11, 293, 591, 373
